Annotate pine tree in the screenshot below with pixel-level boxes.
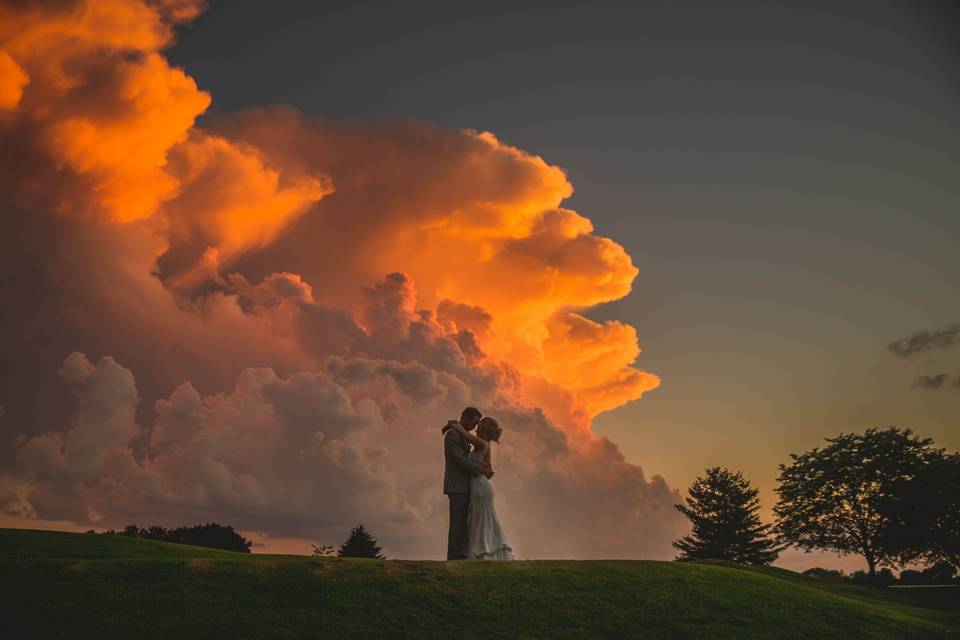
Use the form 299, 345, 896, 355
674, 467, 781, 565
338, 524, 385, 559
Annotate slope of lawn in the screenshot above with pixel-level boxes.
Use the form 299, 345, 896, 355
2, 528, 956, 639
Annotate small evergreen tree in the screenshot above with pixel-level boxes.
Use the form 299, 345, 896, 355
338, 524, 385, 559
674, 467, 782, 565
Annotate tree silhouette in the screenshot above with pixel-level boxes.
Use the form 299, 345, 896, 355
801, 567, 846, 581
881, 453, 959, 571
899, 561, 958, 585
104, 522, 252, 553
774, 427, 943, 582
850, 567, 897, 586
673, 467, 781, 565
167, 523, 252, 553
338, 524, 385, 559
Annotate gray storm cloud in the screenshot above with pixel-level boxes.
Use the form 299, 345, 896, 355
4, 275, 685, 558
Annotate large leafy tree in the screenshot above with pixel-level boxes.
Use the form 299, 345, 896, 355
338, 524, 385, 559
674, 467, 782, 565
774, 427, 943, 581
882, 453, 960, 571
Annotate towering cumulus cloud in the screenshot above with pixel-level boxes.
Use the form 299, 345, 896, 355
0, 0, 681, 558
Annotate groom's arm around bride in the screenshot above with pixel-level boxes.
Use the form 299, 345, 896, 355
443, 428, 488, 487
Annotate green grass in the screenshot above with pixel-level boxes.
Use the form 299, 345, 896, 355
2, 529, 957, 639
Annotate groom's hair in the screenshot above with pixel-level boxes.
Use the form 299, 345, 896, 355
460, 407, 482, 421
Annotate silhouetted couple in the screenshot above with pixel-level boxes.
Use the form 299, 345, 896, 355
442, 407, 515, 560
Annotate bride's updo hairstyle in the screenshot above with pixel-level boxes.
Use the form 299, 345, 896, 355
477, 417, 502, 443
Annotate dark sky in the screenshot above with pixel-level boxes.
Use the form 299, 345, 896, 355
168, 0, 960, 540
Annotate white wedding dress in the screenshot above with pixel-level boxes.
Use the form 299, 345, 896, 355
466, 441, 515, 561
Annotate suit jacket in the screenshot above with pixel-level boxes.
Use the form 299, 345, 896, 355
443, 426, 485, 494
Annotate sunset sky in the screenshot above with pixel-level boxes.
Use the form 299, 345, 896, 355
169, 0, 960, 485
1, 0, 957, 571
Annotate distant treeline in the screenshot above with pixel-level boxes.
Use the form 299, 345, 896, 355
101, 523, 252, 553
803, 561, 959, 587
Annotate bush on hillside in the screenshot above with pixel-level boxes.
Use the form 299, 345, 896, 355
802, 567, 847, 582
103, 522, 252, 553
850, 568, 897, 587
899, 561, 958, 585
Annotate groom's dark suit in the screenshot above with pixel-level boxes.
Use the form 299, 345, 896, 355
443, 426, 486, 560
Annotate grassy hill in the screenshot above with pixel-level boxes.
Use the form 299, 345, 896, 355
1, 528, 956, 639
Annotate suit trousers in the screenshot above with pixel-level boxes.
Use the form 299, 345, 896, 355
446, 492, 470, 560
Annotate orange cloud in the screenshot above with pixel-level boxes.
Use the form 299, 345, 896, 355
205, 110, 653, 419
0, 0, 673, 558
0, 51, 27, 110
0, 0, 655, 421
543, 312, 661, 416
0, 0, 327, 272
159, 132, 332, 286
151, 0, 209, 25
44, 52, 210, 222
0, 0, 210, 221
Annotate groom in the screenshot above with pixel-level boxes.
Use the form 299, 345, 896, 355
442, 406, 493, 560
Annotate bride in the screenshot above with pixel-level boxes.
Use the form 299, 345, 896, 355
448, 417, 515, 560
